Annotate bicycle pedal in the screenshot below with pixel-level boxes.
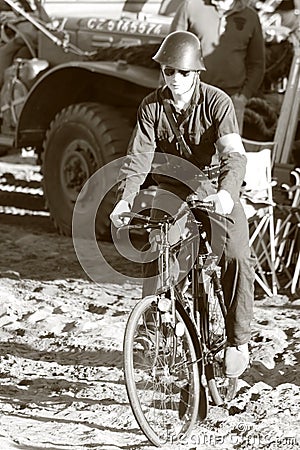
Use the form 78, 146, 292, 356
135, 327, 156, 350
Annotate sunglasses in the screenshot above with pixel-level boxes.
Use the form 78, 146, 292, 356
162, 67, 193, 77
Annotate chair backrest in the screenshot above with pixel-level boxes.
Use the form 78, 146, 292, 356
244, 149, 272, 195
242, 149, 273, 219
242, 138, 276, 167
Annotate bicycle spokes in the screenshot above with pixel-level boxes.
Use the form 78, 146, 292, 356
124, 295, 200, 446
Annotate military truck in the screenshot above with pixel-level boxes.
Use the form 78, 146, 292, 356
0, 0, 181, 237
0, 0, 297, 237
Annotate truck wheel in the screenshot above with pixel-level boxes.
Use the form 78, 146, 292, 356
42, 102, 133, 238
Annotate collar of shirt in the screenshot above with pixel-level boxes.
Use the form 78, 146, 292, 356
160, 77, 204, 123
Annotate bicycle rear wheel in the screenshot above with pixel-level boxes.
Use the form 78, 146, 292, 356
123, 294, 200, 447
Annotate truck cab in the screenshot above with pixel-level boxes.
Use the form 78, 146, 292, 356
0, 0, 178, 236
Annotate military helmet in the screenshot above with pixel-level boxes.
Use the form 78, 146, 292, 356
153, 31, 206, 71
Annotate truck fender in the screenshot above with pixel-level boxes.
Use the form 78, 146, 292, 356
16, 60, 160, 148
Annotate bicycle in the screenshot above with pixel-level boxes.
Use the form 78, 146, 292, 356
122, 199, 238, 447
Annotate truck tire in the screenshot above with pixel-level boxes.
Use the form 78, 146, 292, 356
42, 102, 133, 239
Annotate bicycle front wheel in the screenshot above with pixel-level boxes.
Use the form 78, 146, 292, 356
123, 294, 200, 447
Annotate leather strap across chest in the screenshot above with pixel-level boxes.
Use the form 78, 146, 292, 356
162, 99, 193, 159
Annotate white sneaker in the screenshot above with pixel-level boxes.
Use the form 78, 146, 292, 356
224, 343, 249, 378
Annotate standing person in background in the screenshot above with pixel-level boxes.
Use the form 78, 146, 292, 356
170, 0, 265, 134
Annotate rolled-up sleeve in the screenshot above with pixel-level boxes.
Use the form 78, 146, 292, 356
213, 94, 247, 201
218, 150, 247, 201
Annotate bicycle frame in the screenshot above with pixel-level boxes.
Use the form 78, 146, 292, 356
121, 208, 228, 362
145, 215, 228, 397
122, 206, 235, 446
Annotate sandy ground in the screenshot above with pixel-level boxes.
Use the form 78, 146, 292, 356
0, 154, 299, 450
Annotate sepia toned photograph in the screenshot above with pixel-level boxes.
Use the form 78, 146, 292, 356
0, 0, 299, 448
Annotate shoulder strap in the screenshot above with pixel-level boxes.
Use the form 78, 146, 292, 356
163, 99, 193, 159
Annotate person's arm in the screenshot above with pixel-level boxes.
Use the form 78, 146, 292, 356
230, 13, 265, 132
110, 97, 156, 227
117, 100, 156, 206
203, 93, 246, 214
170, 1, 189, 31
216, 133, 247, 201
214, 94, 247, 200
203, 134, 246, 214
241, 12, 265, 99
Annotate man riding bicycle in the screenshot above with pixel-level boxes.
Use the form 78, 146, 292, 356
110, 31, 255, 380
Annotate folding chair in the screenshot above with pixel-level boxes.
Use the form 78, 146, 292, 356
241, 148, 278, 297
273, 168, 300, 295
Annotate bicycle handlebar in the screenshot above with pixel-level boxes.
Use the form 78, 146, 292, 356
119, 211, 167, 227
119, 201, 214, 229
187, 197, 235, 224
118, 195, 235, 234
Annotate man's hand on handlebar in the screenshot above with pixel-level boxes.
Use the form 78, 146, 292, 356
203, 189, 234, 215
110, 200, 131, 228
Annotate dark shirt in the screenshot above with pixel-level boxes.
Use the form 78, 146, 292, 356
117, 78, 247, 204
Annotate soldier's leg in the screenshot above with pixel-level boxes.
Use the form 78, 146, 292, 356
221, 201, 255, 377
